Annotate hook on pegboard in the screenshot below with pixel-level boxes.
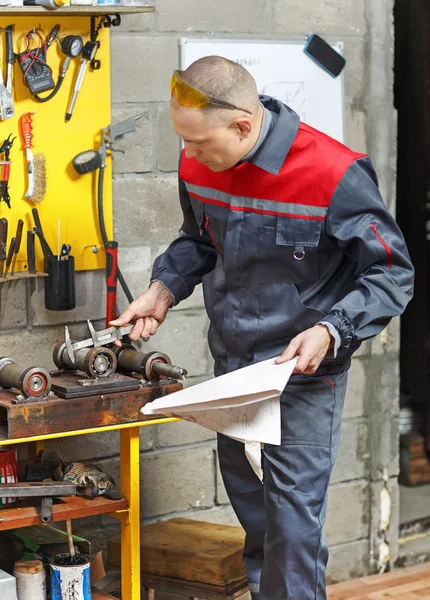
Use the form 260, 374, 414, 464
90, 14, 122, 70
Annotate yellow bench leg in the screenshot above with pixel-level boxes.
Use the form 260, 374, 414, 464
120, 427, 141, 600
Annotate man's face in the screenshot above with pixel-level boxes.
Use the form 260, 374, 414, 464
170, 101, 251, 172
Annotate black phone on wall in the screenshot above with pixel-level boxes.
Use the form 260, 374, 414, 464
304, 34, 346, 78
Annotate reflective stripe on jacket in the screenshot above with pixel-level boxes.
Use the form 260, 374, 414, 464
152, 96, 414, 375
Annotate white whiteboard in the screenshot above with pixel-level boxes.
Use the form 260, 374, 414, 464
180, 39, 345, 143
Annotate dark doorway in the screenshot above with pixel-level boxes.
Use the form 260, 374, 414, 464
394, 0, 430, 547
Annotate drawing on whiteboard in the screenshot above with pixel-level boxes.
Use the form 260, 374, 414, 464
261, 81, 306, 122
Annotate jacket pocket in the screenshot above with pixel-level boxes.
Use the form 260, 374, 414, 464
258, 218, 321, 283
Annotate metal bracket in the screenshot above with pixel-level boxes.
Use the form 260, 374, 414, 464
90, 14, 122, 70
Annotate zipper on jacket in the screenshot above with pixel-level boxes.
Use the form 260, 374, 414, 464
371, 223, 392, 268
203, 214, 223, 255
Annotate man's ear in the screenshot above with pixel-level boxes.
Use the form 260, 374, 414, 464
232, 117, 252, 139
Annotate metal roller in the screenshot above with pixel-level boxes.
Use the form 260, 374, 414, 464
114, 345, 187, 381
0, 357, 51, 398
53, 344, 117, 378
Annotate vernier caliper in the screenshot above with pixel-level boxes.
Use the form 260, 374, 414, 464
64, 320, 133, 366
0, 26, 14, 121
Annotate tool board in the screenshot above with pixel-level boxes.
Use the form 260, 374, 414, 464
0, 16, 112, 273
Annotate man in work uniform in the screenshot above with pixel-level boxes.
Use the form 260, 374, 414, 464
112, 56, 414, 600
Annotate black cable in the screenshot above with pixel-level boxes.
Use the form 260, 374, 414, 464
97, 164, 134, 304
33, 75, 64, 102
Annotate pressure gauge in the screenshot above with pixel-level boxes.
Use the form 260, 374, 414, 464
72, 150, 102, 174
61, 35, 84, 58
82, 40, 99, 62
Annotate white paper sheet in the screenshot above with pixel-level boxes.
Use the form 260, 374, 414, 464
141, 357, 297, 446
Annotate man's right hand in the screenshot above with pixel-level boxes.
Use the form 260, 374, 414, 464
110, 281, 174, 342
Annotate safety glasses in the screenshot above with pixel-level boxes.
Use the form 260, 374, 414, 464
170, 70, 252, 115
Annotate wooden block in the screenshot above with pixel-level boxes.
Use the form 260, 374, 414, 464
108, 518, 246, 586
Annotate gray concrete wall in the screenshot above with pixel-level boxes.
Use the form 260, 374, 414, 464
0, 0, 400, 586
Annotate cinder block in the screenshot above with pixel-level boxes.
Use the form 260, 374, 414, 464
113, 175, 182, 245
157, 0, 266, 32
115, 244, 152, 313
44, 427, 154, 462
343, 39, 366, 106
273, 0, 366, 35
369, 478, 400, 569
157, 106, 180, 172
327, 539, 369, 584
140, 309, 210, 377
29, 270, 105, 326
215, 452, 230, 505
343, 358, 367, 419
140, 444, 215, 518
325, 480, 369, 545
113, 11, 155, 32
363, 104, 397, 213
111, 105, 155, 174
156, 419, 216, 448
151, 243, 206, 310
345, 107, 367, 155
371, 319, 401, 356
183, 504, 241, 527
45, 431, 121, 461
0, 279, 27, 330
111, 37, 177, 103
331, 418, 369, 484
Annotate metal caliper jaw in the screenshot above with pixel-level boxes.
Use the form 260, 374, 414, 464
64, 320, 133, 365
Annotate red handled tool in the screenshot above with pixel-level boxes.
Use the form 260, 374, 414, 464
0, 134, 16, 208
105, 241, 118, 326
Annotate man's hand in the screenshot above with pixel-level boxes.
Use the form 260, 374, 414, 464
110, 281, 174, 342
275, 324, 333, 374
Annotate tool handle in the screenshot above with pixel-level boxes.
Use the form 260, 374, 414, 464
33, 227, 53, 259
14, 220, 23, 254
105, 241, 118, 326
0, 219, 8, 261
6, 26, 14, 65
6, 237, 15, 268
20, 113, 33, 150
32, 207, 44, 237
27, 230, 36, 273
109, 116, 141, 144
3, 162, 10, 182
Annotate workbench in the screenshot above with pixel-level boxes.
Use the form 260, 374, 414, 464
0, 381, 180, 600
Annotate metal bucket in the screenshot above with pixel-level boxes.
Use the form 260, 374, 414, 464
50, 554, 91, 600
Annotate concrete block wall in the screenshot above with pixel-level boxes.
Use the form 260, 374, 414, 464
0, 0, 400, 586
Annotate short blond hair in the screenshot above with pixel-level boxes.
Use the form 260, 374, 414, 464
181, 55, 260, 119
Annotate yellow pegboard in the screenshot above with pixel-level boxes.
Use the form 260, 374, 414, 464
0, 15, 112, 273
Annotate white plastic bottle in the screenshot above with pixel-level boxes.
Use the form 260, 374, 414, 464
0, 569, 17, 600
13, 560, 46, 600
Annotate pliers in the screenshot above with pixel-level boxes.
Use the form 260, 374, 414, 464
0, 134, 16, 208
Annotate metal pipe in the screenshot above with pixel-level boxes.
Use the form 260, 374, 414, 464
114, 346, 187, 381
0, 358, 51, 398
53, 344, 117, 378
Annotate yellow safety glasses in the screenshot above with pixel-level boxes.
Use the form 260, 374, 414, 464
170, 70, 252, 114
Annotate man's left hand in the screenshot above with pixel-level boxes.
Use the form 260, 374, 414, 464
275, 324, 333, 374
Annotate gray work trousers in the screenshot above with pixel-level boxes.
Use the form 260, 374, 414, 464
217, 370, 348, 600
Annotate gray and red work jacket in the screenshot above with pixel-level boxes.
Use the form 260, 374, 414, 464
152, 97, 414, 376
